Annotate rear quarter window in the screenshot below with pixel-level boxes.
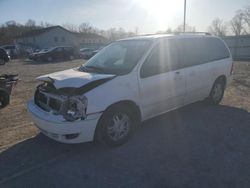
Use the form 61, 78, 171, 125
175, 37, 230, 68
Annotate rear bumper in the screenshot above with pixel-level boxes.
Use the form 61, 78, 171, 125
27, 100, 102, 143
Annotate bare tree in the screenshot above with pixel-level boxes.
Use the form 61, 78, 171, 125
165, 27, 173, 33
243, 5, 250, 33
230, 10, 245, 36
25, 19, 36, 28
62, 23, 78, 32
39, 21, 53, 28
79, 22, 92, 33
208, 18, 228, 36
104, 27, 136, 41
174, 24, 196, 32
134, 27, 139, 35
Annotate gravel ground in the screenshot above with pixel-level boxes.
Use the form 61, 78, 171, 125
0, 59, 249, 188
0, 59, 84, 148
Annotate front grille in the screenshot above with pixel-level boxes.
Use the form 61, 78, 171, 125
34, 89, 63, 113
49, 98, 61, 111
39, 92, 47, 104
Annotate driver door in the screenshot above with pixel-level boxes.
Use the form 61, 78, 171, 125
139, 39, 187, 119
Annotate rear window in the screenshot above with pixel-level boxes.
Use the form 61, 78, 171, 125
173, 37, 230, 68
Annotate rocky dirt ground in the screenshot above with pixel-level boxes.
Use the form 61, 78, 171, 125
0, 59, 84, 150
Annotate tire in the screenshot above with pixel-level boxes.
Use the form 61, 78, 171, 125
0, 91, 10, 109
95, 105, 136, 147
207, 78, 225, 105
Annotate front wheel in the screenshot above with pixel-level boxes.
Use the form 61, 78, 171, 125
207, 79, 225, 104
95, 105, 135, 147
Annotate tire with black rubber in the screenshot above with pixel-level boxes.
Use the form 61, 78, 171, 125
95, 105, 136, 147
207, 78, 225, 105
0, 91, 10, 109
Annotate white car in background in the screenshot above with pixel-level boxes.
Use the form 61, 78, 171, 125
28, 33, 233, 146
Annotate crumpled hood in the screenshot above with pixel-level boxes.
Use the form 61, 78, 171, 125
36, 68, 115, 89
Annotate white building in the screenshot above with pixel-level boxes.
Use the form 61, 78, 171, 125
15, 26, 106, 51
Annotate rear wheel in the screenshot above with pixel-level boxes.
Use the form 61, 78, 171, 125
95, 105, 135, 147
207, 79, 225, 104
0, 91, 10, 109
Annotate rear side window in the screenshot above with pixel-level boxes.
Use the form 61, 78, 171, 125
140, 39, 179, 78
175, 37, 230, 68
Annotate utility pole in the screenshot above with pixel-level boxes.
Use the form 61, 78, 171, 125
183, 0, 186, 32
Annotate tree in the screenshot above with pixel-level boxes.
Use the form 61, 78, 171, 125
39, 21, 53, 28
243, 5, 250, 33
62, 23, 78, 32
79, 22, 93, 33
230, 10, 245, 36
174, 24, 196, 32
134, 27, 139, 35
165, 27, 172, 33
25, 19, 36, 28
208, 18, 227, 36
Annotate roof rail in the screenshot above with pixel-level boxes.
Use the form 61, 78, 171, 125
173, 32, 212, 36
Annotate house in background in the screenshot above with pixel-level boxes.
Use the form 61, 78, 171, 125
15, 26, 107, 52
77, 32, 107, 50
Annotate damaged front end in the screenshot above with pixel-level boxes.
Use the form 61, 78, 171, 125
34, 82, 88, 122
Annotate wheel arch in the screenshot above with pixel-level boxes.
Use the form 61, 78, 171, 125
102, 100, 141, 123
94, 100, 142, 140
215, 75, 227, 87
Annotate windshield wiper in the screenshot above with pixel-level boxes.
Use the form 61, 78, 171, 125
85, 65, 104, 71
79, 65, 105, 73
79, 65, 88, 72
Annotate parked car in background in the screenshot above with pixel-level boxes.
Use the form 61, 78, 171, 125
1, 45, 18, 59
29, 48, 49, 60
28, 33, 233, 146
79, 48, 94, 59
90, 49, 100, 58
0, 48, 10, 65
0, 74, 18, 109
29, 46, 79, 62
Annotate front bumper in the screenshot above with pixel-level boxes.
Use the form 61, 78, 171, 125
27, 100, 102, 143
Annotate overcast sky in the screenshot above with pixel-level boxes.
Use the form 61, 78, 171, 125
0, 0, 249, 33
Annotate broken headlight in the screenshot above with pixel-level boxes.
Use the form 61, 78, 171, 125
61, 96, 87, 122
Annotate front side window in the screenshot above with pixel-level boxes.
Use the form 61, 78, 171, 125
80, 40, 151, 75
140, 39, 179, 78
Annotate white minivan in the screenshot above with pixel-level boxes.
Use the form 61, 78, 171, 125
28, 33, 233, 146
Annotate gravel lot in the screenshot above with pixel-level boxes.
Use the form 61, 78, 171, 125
0, 59, 249, 187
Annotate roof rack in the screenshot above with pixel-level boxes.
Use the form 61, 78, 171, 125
173, 32, 212, 36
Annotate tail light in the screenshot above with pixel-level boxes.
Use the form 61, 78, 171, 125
230, 62, 234, 75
